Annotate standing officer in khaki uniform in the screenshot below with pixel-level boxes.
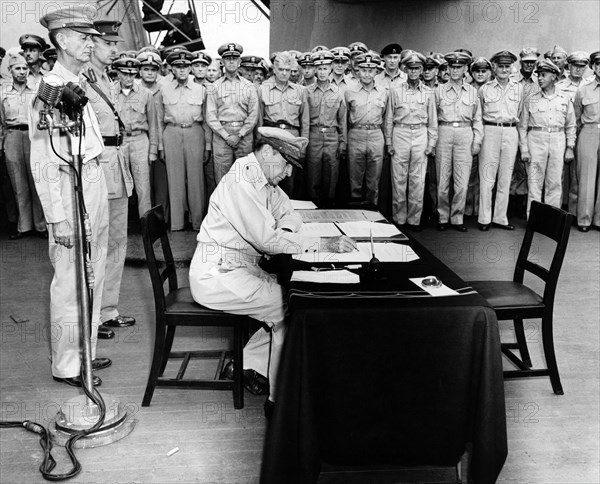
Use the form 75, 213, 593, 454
113, 57, 158, 218
385, 52, 437, 231
257, 51, 309, 197
305, 50, 347, 202
1, 50, 47, 239
347, 42, 369, 84
206, 43, 258, 185
18, 34, 47, 84
298, 53, 316, 87
435, 51, 482, 232
345, 52, 388, 205
86, 20, 136, 334
191, 52, 211, 85
157, 50, 212, 230
478, 51, 524, 231
330, 47, 354, 92
573, 51, 600, 232
375, 43, 407, 88
550, 45, 569, 83
519, 59, 576, 216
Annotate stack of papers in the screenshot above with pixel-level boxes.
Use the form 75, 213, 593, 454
299, 209, 385, 223
290, 200, 317, 210
336, 221, 403, 238
298, 222, 342, 237
291, 270, 360, 284
293, 243, 419, 263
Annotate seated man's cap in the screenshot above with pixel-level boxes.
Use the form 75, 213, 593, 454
311, 50, 334, 66
167, 50, 195, 66
218, 43, 243, 58
490, 50, 518, 64
590, 51, 600, 64
535, 59, 560, 75
40, 6, 102, 35
138, 45, 161, 56
402, 51, 427, 67
241, 55, 262, 68
348, 42, 368, 57
470, 56, 493, 72
356, 52, 381, 68
43, 48, 57, 61
381, 43, 403, 57
444, 51, 472, 66
257, 127, 309, 169
137, 51, 162, 68
112, 57, 140, 73
331, 46, 351, 61
567, 51, 590, 66
94, 21, 123, 42
311, 45, 329, 52
298, 52, 314, 66
551, 45, 568, 57
192, 52, 212, 65
161, 45, 189, 60
519, 47, 540, 61
19, 34, 48, 50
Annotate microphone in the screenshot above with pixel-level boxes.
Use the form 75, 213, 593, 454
37, 74, 65, 108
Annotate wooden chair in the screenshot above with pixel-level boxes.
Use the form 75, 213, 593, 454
469, 201, 574, 395
140, 206, 249, 408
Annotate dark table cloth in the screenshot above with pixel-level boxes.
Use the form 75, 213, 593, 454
260, 236, 507, 484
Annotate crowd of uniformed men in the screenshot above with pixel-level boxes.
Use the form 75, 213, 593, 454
2, 25, 600, 243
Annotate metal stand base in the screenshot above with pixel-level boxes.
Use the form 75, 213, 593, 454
49, 394, 135, 448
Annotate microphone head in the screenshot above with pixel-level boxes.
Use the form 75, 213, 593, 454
37, 74, 64, 108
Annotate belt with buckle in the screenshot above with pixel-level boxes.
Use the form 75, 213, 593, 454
350, 123, 382, 130
122, 129, 146, 137
393, 123, 426, 130
167, 122, 201, 128
103, 135, 123, 146
439, 121, 471, 128
528, 127, 564, 133
7, 124, 28, 131
310, 125, 338, 133
583, 122, 600, 128
221, 121, 244, 127
264, 120, 299, 131
484, 121, 516, 127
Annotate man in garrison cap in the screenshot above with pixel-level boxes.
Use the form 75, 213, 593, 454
376, 43, 407, 88
477, 50, 524, 231
191, 51, 212, 85
344, 52, 388, 206
0, 49, 46, 239
518, 59, 576, 218
304, 50, 347, 201
550, 45, 568, 82
189, 127, 356, 418
19, 33, 48, 83
112, 57, 158, 219
84, 20, 137, 336
28, 5, 111, 386
257, 51, 310, 198
385, 52, 437, 231
573, 51, 600, 231
156, 50, 212, 231
206, 42, 258, 187
433, 51, 482, 232
330, 46, 354, 92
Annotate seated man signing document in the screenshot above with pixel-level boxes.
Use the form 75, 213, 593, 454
189, 127, 356, 417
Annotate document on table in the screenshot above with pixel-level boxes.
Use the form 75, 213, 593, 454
293, 243, 419, 263
298, 209, 386, 223
298, 222, 342, 237
291, 270, 360, 284
291, 199, 318, 210
336, 221, 404, 239
409, 277, 459, 297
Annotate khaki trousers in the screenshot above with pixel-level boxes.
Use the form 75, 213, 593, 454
122, 133, 151, 217
576, 124, 600, 227
348, 128, 384, 205
212, 127, 253, 186
306, 127, 340, 200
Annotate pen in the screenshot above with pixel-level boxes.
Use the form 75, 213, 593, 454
370, 229, 375, 259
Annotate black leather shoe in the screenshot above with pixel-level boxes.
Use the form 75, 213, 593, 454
103, 315, 136, 327
92, 358, 112, 371
579, 226, 590, 232
492, 222, 515, 231
243, 369, 269, 395
406, 224, 422, 232
53, 375, 102, 387
438, 223, 449, 231
453, 224, 468, 232
479, 224, 490, 231
97, 325, 115, 339
9, 231, 23, 240
220, 360, 234, 380
264, 399, 275, 420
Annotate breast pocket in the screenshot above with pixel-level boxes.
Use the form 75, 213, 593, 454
187, 96, 204, 121
411, 99, 428, 122
130, 103, 147, 125
582, 97, 599, 118
485, 101, 501, 114
284, 98, 303, 119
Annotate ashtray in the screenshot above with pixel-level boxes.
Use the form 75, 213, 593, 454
421, 276, 442, 288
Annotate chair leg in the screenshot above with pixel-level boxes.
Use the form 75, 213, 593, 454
142, 317, 167, 406
233, 321, 245, 409
513, 317, 532, 368
159, 326, 176, 375
541, 314, 564, 395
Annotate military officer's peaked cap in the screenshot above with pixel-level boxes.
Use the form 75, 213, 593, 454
402, 51, 426, 67
311, 50, 334, 66
356, 52, 381, 68
257, 127, 309, 169
19, 34, 48, 50
567, 51, 590, 66
535, 59, 560, 75
550, 45, 568, 56
490, 50, 517, 64
192, 52, 212, 65
444, 51, 472, 66
93, 21, 123, 42
298, 52, 314, 66
381, 43, 403, 57
331, 47, 351, 61
218, 43, 243, 58
348, 42, 368, 57
40, 5, 102, 35
137, 51, 162, 68
43, 47, 57, 60
113, 57, 140, 73
519, 48, 540, 61
118, 50, 137, 59
311, 45, 329, 53
138, 45, 161, 56
588, 51, 600, 64
241, 56, 262, 68
470, 56, 493, 72
167, 50, 195, 66
424, 54, 442, 68
161, 45, 189, 60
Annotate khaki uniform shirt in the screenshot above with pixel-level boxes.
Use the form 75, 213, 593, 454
375, 69, 407, 89
258, 78, 310, 138
344, 81, 388, 127
330, 74, 357, 92
435, 81, 483, 146
478, 79, 524, 124
0, 80, 36, 144
306, 81, 348, 147
573, 77, 600, 126
116, 83, 159, 157
557, 76, 591, 101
